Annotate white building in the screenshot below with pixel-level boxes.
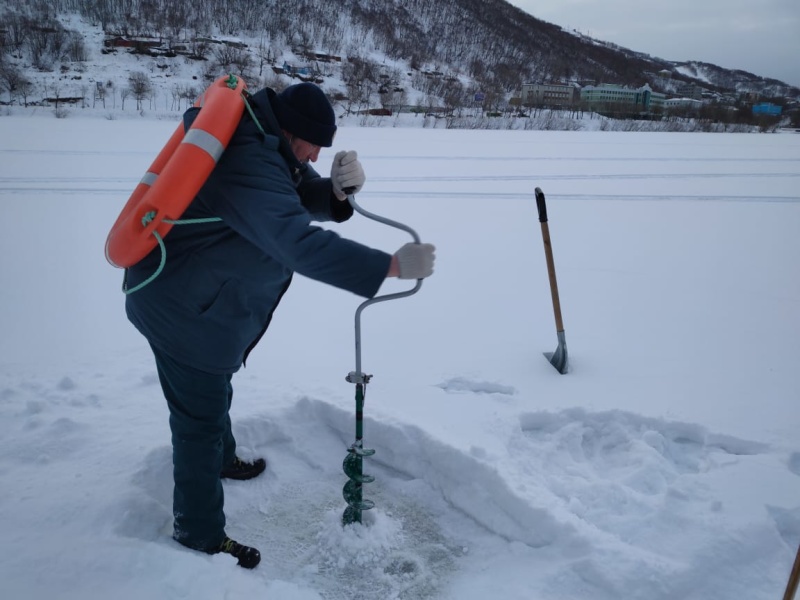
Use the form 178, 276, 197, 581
580, 83, 666, 112
520, 83, 576, 106
665, 98, 704, 110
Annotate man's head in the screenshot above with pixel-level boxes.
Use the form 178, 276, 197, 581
271, 83, 337, 156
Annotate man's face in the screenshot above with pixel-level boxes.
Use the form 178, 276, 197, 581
287, 134, 321, 164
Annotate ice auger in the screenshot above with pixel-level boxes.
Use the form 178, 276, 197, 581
341, 191, 424, 526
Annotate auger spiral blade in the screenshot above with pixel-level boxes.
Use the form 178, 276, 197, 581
342, 445, 376, 525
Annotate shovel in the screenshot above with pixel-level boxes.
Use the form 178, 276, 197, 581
536, 187, 569, 374
784, 543, 800, 600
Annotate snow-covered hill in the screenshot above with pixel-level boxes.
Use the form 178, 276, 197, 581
2, 1, 798, 124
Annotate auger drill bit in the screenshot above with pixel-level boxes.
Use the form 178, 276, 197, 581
342, 376, 375, 525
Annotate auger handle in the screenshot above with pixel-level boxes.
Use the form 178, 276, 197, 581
346, 190, 423, 378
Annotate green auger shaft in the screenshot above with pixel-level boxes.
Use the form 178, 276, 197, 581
342, 379, 375, 525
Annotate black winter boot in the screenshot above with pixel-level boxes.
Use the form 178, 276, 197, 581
214, 536, 261, 569
220, 456, 266, 481
175, 535, 262, 569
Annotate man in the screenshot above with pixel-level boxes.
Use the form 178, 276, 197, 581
124, 82, 436, 568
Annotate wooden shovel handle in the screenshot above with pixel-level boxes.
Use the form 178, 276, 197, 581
785, 544, 800, 600
535, 188, 565, 333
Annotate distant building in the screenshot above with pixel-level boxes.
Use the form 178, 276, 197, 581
103, 36, 161, 51
676, 83, 703, 100
665, 98, 703, 111
300, 51, 342, 63
741, 91, 760, 102
520, 83, 576, 106
282, 62, 314, 77
580, 83, 665, 112
752, 102, 782, 116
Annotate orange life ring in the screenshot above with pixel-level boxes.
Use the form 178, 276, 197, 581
105, 74, 247, 268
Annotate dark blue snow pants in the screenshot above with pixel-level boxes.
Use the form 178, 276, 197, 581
150, 345, 237, 551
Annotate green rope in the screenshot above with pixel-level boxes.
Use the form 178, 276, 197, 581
225, 72, 266, 138
241, 92, 268, 138
123, 211, 221, 295
224, 73, 239, 89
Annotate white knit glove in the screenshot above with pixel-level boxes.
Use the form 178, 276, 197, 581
394, 243, 436, 279
331, 150, 366, 200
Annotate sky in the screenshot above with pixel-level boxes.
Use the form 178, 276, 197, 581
507, 0, 800, 88
0, 113, 799, 599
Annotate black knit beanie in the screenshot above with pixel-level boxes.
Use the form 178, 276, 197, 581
271, 83, 337, 147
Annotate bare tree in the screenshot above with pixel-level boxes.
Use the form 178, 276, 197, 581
442, 80, 465, 117
93, 81, 106, 108
255, 37, 273, 77
0, 60, 27, 103
231, 49, 254, 79
48, 81, 62, 110
128, 71, 152, 110
18, 78, 34, 107
189, 39, 211, 61
6, 14, 28, 58
66, 32, 88, 62
176, 83, 198, 110
212, 44, 252, 78
342, 55, 380, 113
163, 2, 189, 40
120, 86, 130, 111
29, 27, 52, 70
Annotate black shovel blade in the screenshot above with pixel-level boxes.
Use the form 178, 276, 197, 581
544, 331, 568, 374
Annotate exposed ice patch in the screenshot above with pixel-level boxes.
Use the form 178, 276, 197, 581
436, 376, 516, 395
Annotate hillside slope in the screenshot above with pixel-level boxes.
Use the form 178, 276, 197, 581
1, 0, 797, 119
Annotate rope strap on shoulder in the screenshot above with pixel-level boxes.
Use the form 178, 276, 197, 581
122, 211, 221, 295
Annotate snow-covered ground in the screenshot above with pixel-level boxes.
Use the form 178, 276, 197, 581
0, 116, 798, 599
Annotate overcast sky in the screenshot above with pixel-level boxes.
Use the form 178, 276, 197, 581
506, 0, 800, 88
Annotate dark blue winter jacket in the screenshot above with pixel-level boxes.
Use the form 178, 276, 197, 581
125, 87, 392, 374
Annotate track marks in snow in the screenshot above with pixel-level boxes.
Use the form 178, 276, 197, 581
516, 408, 768, 508
507, 408, 793, 598
0, 375, 102, 464
514, 408, 770, 545
519, 408, 767, 475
